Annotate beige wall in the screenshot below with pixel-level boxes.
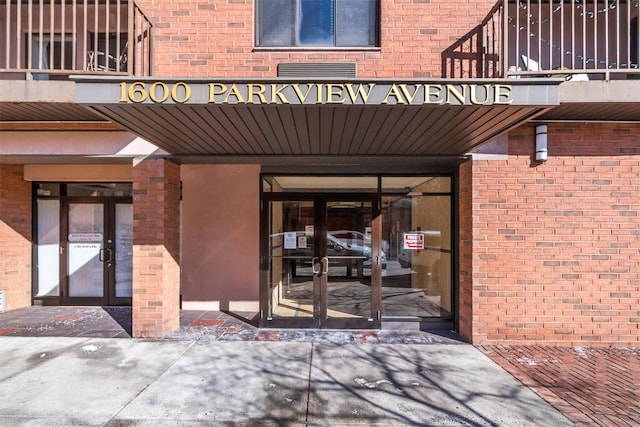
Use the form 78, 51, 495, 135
181, 164, 260, 311
1, 131, 162, 157
24, 164, 132, 181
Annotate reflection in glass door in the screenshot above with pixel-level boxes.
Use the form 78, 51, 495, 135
62, 198, 132, 305
267, 200, 316, 326
379, 177, 453, 322
261, 174, 455, 329
114, 204, 133, 298
324, 199, 381, 328
263, 196, 380, 328
67, 202, 105, 297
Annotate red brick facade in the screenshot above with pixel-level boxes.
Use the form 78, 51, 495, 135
141, 0, 495, 78
2, 1, 638, 347
0, 165, 32, 311
132, 159, 181, 338
458, 160, 473, 340
462, 123, 640, 346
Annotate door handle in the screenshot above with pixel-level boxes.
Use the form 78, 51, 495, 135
312, 257, 329, 276
321, 257, 329, 275
99, 248, 113, 263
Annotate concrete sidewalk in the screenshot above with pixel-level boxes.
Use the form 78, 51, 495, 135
0, 336, 572, 426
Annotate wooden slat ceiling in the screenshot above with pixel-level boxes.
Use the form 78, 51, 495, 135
3, 100, 636, 157
86, 103, 543, 156
538, 102, 640, 122
0, 102, 106, 121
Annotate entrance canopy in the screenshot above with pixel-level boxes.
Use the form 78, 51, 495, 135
71, 77, 560, 157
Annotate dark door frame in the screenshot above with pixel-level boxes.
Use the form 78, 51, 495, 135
60, 196, 132, 306
260, 192, 381, 329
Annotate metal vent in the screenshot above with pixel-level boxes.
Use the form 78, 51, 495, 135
0, 290, 5, 312
277, 62, 357, 78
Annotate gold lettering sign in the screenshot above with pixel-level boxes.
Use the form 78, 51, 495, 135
119, 82, 513, 106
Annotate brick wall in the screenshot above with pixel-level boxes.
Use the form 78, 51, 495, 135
140, 0, 495, 78
458, 160, 473, 340
468, 123, 640, 346
132, 159, 181, 338
0, 165, 32, 311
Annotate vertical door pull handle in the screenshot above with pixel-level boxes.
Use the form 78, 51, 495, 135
99, 248, 113, 262
321, 257, 329, 275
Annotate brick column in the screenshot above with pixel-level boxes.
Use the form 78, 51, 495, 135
0, 165, 32, 311
457, 160, 473, 342
132, 159, 180, 338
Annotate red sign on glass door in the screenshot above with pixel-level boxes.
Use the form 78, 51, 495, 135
403, 233, 424, 250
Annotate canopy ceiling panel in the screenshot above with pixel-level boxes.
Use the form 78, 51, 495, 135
1, 102, 106, 121
86, 103, 545, 156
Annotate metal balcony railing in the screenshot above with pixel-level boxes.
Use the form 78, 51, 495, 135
443, 0, 640, 80
1, 0, 153, 79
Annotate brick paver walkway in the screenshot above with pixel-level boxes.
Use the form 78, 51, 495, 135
481, 345, 640, 427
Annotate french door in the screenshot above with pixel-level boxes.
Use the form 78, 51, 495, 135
60, 198, 132, 305
262, 194, 382, 329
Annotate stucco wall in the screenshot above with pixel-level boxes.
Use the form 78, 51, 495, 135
180, 164, 260, 312
1, 131, 157, 157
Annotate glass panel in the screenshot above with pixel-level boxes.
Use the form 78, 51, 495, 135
299, 0, 334, 45
256, 0, 378, 47
36, 199, 60, 297
35, 183, 60, 197
381, 195, 452, 319
89, 32, 128, 72
268, 201, 315, 319
66, 183, 133, 197
632, 17, 638, 66
68, 203, 104, 298
268, 176, 378, 192
30, 34, 73, 80
115, 204, 133, 298
257, 0, 295, 46
262, 177, 273, 193
336, 0, 378, 46
382, 176, 451, 194
325, 200, 374, 321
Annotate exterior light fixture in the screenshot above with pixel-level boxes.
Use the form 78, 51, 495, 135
535, 124, 548, 162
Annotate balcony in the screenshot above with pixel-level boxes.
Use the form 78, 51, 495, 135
0, 0, 153, 79
443, 0, 640, 80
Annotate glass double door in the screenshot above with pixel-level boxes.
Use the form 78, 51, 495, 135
60, 198, 132, 305
263, 195, 382, 329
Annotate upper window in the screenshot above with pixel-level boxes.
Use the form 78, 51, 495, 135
256, 0, 380, 48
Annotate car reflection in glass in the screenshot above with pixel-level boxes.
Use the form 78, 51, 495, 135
270, 231, 386, 270
328, 230, 390, 258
